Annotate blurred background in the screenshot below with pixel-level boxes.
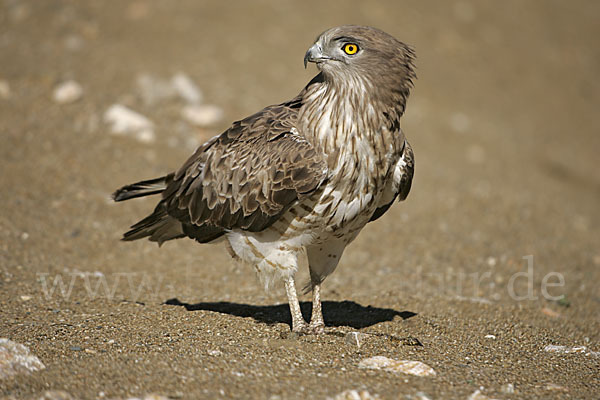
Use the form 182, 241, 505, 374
1, 1, 599, 398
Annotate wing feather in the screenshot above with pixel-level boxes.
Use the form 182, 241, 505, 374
162, 98, 327, 239
369, 139, 414, 222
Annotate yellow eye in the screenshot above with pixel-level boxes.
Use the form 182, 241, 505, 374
343, 43, 359, 55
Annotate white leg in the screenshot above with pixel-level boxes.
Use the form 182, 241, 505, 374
284, 275, 307, 333
305, 240, 347, 334
309, 281, 325, 334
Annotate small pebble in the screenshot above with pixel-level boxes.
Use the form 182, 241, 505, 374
135, 129, 156, 144
544, 344, 586, 354
181, 104, 223, 127
0, 338, 46, 379
172, 73, 203, 104
64, 34, 84, 51
544, 344, 599, 357
545, 383, 568, 392
501, 383, 515, 394
484, 334, 496, 340
53, 80, 83, 104
126, 395, 170, 400
69, 346, 82, 351
450, 112, 471, 133
485, 256, 497, 267
136, 73, 177, 106
0, 80, 10, 99
104, 104, 155, 144
345, 332, 368, 348
327, 389, 379, 400
20, 295, 32, 301
541, 307, 560, 318
358, 356, 435, 377
467, 389, 496, 400
38, 391, 75, 400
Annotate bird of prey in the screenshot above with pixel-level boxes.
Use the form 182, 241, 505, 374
113, 25, 415, 334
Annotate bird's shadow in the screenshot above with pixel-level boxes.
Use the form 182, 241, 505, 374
164, 298, 416, 329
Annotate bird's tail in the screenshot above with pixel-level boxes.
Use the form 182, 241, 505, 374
112, 175, 171, 202
112, 173, 185, 245
121, 203, 184, 244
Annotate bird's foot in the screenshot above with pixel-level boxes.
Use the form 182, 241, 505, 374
308, 321, 325, 335
287, 322, 324, 337
291, 321, 309, 334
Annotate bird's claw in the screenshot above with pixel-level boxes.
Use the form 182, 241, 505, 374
288, 322, 325, 337
308, 322, 325, 335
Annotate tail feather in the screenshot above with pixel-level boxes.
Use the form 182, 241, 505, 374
112, 175, 172, 202
114, 173, 185, 245
114, 172, 224, 245
122, 203, 185, 245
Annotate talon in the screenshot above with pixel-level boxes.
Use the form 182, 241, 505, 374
291, 322, 309, 334
308, 323, 325, 335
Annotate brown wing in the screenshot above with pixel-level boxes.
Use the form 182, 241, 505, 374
160, 98, 327, 242
369, 139, 414, 222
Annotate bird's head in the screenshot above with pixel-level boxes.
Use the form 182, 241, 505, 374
304, 25, 416, 100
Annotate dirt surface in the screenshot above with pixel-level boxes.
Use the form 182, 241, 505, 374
1, 1, 599, 399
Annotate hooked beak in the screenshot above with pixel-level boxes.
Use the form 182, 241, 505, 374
303, 43, 330, 68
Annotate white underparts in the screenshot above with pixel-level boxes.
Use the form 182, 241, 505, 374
225, 79, 408, 291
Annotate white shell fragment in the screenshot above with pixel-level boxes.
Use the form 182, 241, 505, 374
0, 338, 46, 379
545, 383, 568, 392
358, 356, 436, 377
52, 80, 83, 104
467, 389, 497, 400
104, 104, 155, 144
134, 129, 156, 144
501, 383, 515, 394
125, 395, 171, 400
136, 73, 178, 106
345, 331, 368, 348
181, 104, 223, 127
544, 344, 599, 357
38, 391, 75, 400
415, 392, 432, 400
172, 72, 203, 104
136, 72, 203, 105
327, 389, 379, 400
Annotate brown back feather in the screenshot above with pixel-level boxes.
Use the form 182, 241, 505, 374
162, 93, 327, 238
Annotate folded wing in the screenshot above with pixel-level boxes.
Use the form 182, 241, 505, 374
369, 139, 414, 222
122, 99, 327, 245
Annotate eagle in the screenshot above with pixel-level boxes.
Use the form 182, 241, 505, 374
113, 25, 416, 334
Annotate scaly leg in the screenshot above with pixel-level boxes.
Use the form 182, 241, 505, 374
306, 239, 346, 334
284, 276, 308, 333
308, 281, 325, 334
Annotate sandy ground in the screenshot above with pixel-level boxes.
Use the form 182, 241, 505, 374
1, 1, 599, 399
